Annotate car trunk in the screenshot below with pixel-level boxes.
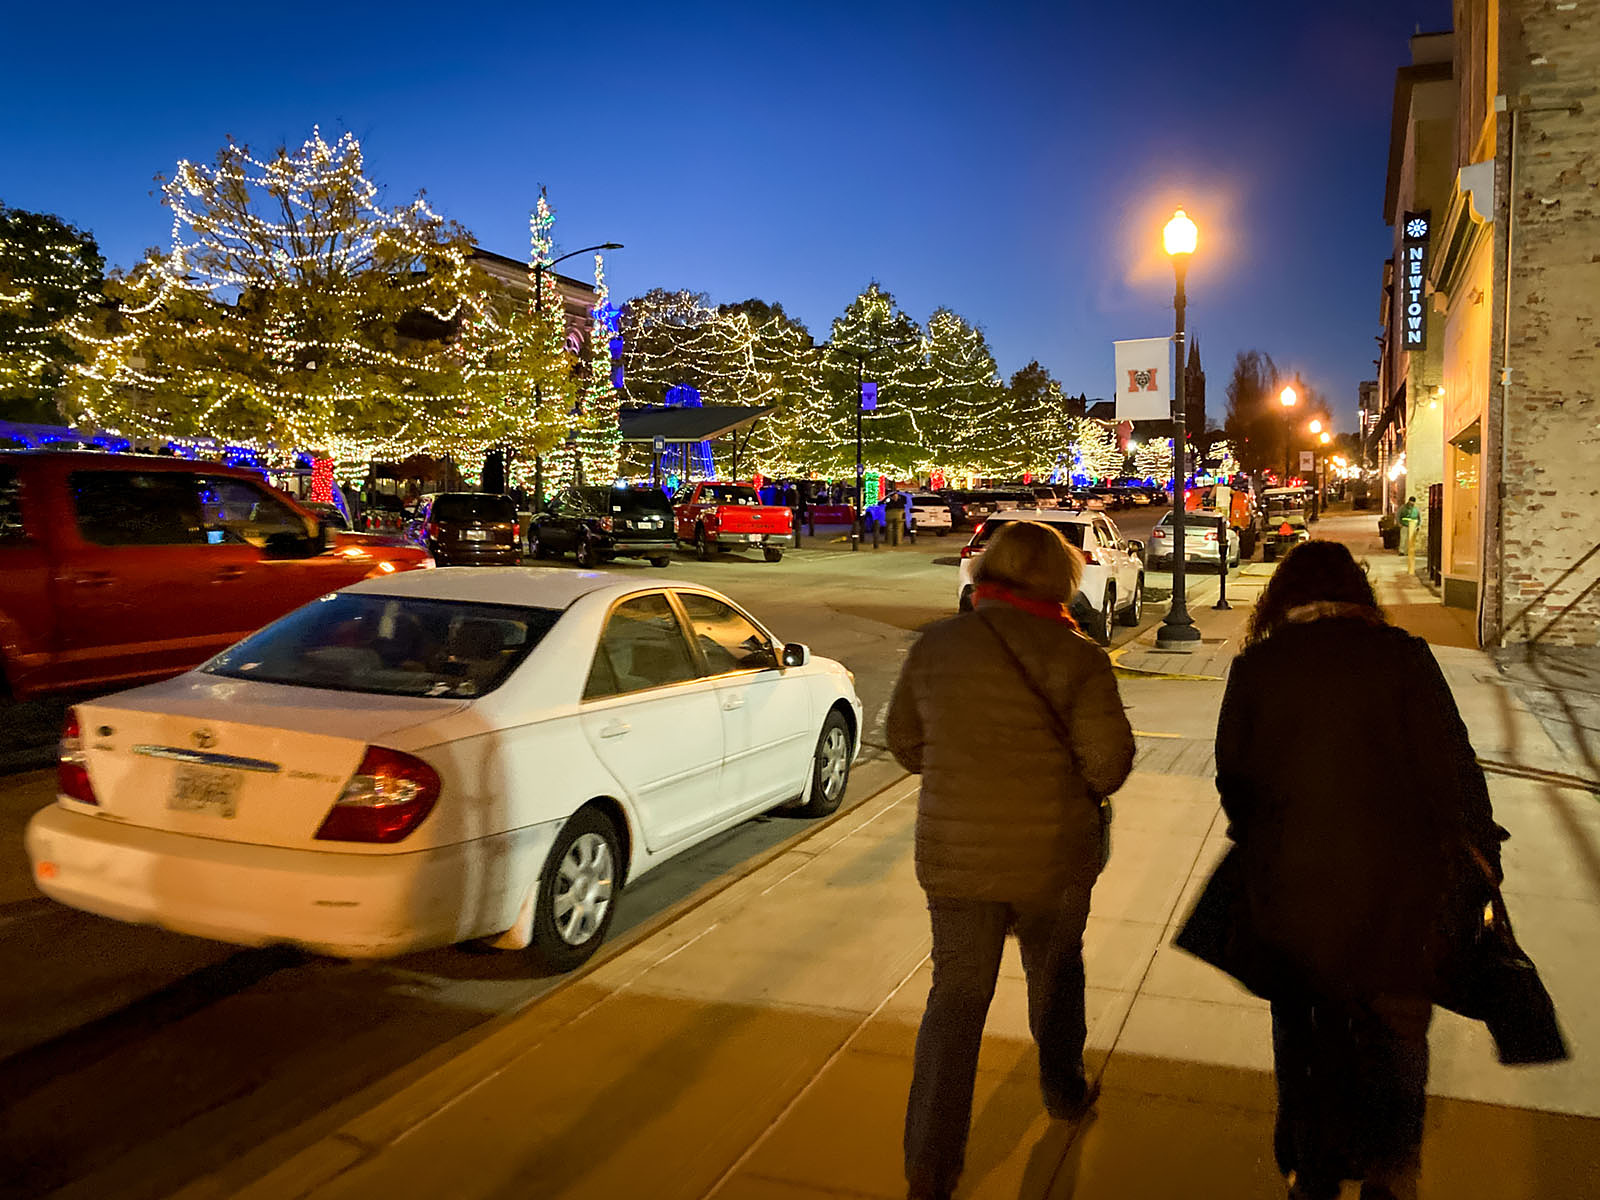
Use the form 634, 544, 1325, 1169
440, 520, 516, 550
72, 678, 467, 852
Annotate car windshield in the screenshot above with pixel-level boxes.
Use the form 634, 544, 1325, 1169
698, 486, 762, 505
203, 593, 559, 698
973, 518, 1086, 548
431, 494, 515, 523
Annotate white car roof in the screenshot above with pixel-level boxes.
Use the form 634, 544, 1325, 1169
343, 566, 701, 610
985, 509, 1097, 526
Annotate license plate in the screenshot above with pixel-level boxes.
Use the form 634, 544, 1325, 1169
464, 530, 488, 542
747, 533, 762, 543
167, 764, 242, 818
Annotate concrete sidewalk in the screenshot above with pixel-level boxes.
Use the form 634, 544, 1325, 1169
203, 519, 1600, 1200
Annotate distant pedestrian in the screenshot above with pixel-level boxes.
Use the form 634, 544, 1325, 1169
1208, 540, 1504, 1200
887, 521, 1135, 1200
1398, 496, 1420, 573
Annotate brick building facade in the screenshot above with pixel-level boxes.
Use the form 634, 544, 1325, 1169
1378, 1, 1598, 646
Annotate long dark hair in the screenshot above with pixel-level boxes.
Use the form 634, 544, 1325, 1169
1245, 540, 1383, 646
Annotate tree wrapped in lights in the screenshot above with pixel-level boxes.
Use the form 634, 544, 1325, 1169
818, 284, 928, 478
0, 205, 104, 424
712, 300, 821, 477
1070, 417, 1124, 481
574, 253, 623, 483
917, 308, 1003, 474
1133, 436, 1173, 481
67, 128, 476, 450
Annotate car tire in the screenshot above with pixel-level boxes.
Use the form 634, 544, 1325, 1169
695, 527, 713, 562
575, 535, 596, 569
650, 556, 671, 569
529, 530, 552, 560
530, 806, 622, 973
958, 585, 974, 613
1095, 588, 1114, 645
1118, 575, 1143, 626
935, 529, 948, 537
798, 710, 852, 818
763, 547, 783, 563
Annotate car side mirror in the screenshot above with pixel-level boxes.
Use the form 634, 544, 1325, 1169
1127, 539, 1144, 555
263, 529, 317, 559
781, 642, 810, 669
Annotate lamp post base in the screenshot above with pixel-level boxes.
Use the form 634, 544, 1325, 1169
1155, 616, 1202, 650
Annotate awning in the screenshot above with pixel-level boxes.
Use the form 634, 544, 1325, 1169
618, 405, 772, 444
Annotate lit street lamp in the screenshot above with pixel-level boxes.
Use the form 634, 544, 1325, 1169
1279, 383, 1298, 485
1156, 209, 1202, 650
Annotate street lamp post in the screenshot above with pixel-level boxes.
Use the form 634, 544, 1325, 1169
530, 242, 624, 504
1157, 209, 1202, 650
1317, 429, 1332, 517
1307, 419, 1323, 518
1279, 384, 1299, 486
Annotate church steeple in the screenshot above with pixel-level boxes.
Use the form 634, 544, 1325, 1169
1184, 338, 1206, 442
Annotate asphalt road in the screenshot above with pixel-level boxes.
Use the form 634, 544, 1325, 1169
0, 508, 1176, 1199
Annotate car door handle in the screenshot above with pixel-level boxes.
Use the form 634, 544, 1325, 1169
599, 720, 631, 739
722, 694, 745, 711
71, 572, 114, 588
213, 567, 246, 582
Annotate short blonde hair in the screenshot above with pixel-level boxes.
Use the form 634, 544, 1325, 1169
973, 520, 1084, 604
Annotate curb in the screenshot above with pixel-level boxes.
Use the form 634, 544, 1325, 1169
173, 766, 913, 1200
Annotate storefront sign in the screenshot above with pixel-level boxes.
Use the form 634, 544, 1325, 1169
1400, 211, 1431, 351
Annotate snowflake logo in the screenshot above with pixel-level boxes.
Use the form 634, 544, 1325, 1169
1406, 218, 1429, 239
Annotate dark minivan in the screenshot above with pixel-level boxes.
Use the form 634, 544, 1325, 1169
530, 485, 676, 568
411, 492, 520, 566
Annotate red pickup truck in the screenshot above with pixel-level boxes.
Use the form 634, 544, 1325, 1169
0, 451, 432, 701
673, 482, 794, 563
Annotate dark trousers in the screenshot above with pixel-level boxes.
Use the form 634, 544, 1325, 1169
1271, 993, 1431, 1200
903, 883, 1095, 1194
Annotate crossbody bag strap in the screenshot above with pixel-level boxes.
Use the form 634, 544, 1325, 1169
976, 610, 1071, 745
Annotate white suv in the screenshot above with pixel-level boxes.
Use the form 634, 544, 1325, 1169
955, 510, 1145, 644
906, 493, 954, 534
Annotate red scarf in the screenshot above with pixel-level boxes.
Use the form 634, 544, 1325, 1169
973, 582, 1080, 629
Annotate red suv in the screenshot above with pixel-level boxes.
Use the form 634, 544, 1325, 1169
0, 451, 432, 700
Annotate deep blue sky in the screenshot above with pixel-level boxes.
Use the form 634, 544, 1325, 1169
5, 0, 1451, 428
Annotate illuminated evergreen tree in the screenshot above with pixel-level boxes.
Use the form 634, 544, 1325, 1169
575, 252, 623, 483
917, 307, 1003, 474
819, 284, 928, 478
1133, 436, 1174, 481
0, 204, 104, 424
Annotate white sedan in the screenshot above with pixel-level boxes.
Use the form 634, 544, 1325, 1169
27, 569, 862, 971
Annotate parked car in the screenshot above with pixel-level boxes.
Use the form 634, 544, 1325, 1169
1029, 486, 1063, 510
905, 492, 955, 535
1259, 488, 1313, 561
530, 485, 676, 568
947, 490, 996, 527
358, 492, 408, 535
1069, 489, 1106, 512
0, 451, 432, 702
673, 482, 793, 562
26, 570, 862, 969
407, 492, 520, 567
1147, 509, 1241, 570
955, 511, 1145, 644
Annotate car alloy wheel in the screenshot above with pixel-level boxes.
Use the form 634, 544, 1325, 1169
799, 711, 852, 817
531, 806, 621, 972
1097, 589, 1114, 645
695, 528, 712, 561
1118, 576, 1143, 626
576, 536, 595, 568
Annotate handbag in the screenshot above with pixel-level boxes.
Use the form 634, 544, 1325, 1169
1434, 845, 1569, 1066
1171, 843, 1286, 999
976, 611, 1113, 868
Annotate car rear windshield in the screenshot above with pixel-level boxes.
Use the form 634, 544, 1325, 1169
911, 495, 947, 508
202, 593, 559, 699
698, 486, 762, 505
973, 518, 1086, 548
611, 488, 674, 514
431, 494, 516, 523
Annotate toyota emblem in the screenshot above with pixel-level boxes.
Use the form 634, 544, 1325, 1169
192, 729, 218, 750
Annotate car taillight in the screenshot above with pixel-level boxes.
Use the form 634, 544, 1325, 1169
314, 746, 441, 844
1204, 531, 1218, 542
959, 545, 981, 559
598, 516, 614, 532
1152, 528, 1168, 539
512, 522, 520, 540
58, 708, 97, 806
426, 521, 441, 539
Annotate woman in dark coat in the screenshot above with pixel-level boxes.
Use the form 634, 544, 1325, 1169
887, 520, 1135, 1200
1214, 540, 1504, 1200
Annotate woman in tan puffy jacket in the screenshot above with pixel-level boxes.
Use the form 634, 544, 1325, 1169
888, 520, 1135, 1200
